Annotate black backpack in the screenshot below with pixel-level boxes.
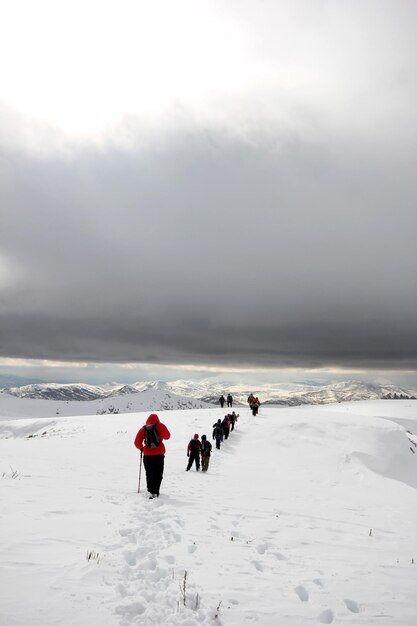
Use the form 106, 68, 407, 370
201, 440, 212, 456
144, 423, 161, 448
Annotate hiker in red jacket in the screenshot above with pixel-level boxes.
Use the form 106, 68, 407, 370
186, 433, 201, 471
251, 397, 260, 416
222, 414, 231, 439
134, 413, 171, 498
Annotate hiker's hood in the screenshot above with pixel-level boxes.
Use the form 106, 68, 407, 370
193, 433, 199, 439
146, 413, 159, 425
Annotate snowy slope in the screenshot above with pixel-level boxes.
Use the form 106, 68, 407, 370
0, 389, 214, 420
0, 400, 416, 625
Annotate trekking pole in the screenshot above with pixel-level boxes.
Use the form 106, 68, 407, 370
137, 451, 143, 493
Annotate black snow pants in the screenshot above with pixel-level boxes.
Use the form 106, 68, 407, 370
143, 454, 165, 496
186, 451, 200, 471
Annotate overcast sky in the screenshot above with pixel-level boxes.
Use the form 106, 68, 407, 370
1, 0, 416, 384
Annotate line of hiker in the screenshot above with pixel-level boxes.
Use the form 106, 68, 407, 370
219, 393, 233, 408
134, 399, 258, 498
212, 410, 238, 450
186, 409, 240, 474
247, 393, 261, 416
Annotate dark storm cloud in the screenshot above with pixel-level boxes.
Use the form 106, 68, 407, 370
1, 1, 416, 371
1, 115, 416, 370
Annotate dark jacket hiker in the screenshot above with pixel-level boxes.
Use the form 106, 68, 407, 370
186, 434, 201, 471
200, 434, 212, 472
212, 419, 223, 449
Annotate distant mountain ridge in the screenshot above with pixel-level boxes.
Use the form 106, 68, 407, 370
1, 379, 415, 405
0, 382, 108, 401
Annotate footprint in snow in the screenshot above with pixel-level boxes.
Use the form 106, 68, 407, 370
134, 546, 153, 559
188, 543, 197, 554
274, 552, 287, 561
256, 543, 271, 555
252, 560, 264, 572
123, 552, 137, 567
295, 585, 309, 602
344, 598, 360, 613
318, 609, 334, 624
162, 555, 175, 564
115, 601, 146, 618
119, 529, 137, 543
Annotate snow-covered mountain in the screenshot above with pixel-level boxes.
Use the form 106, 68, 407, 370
176, 378, 417, 405
0, 388, 214, 420
260, 380, 417, 406
1, 378, 415, 407
1, 382, 108, 401
106, 381, 170, 397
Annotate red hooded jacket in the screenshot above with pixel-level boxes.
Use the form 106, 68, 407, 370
187, 433, 201, 455
134, 413, 171, 456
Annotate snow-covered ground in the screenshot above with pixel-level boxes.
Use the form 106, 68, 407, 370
0, 400, 416, 625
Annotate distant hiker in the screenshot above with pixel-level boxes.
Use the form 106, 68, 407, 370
200, 434, 212, 472
229, 411, 237, 431
227, 393, 233, 408
222, 414, 231, 440
212, 419, 223, 449
219, 395, 226, 408
186, 434, 201, 471
247, 393, 254, 407
134, 413, 171, 499
251, 397, 260, 416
